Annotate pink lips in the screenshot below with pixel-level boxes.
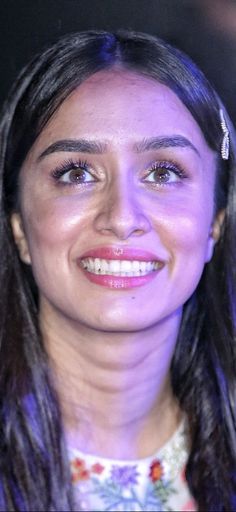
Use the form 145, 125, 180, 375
78, 246, 165, 289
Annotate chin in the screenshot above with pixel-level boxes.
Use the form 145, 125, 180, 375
83, 311, 162, 333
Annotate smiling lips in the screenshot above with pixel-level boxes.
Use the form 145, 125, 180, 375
79, 247, 165, 289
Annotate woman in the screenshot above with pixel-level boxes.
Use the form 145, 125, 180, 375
0, 30, 235, 512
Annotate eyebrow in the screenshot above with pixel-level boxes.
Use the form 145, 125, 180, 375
37, 139, 108, 161
133, 135, 200, 155
37, 135, 200, 161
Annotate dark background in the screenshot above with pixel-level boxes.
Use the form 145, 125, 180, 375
1, 0, 236, 124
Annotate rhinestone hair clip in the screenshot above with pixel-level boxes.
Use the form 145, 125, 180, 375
220, 108, 230, 160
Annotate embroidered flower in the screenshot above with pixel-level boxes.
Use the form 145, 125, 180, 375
181, 499, 197, 511
72, 457, 85, 470
71, 457, 90, 482
91, 462, 105, 474
149, 459, 163, 482
110, 465, 139, 487
78, 469, 90, 480
181, 465, 187, 482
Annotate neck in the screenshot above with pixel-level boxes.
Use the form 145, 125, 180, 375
41, 305, 183, 460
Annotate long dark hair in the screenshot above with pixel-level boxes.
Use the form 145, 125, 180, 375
0, 30, 236, 511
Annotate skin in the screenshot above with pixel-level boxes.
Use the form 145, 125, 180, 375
11, 69, 222, 459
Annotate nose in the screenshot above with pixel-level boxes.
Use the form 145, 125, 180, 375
93, 182, 152, 240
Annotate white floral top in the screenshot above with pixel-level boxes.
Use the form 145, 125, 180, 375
69, 422, 197, 511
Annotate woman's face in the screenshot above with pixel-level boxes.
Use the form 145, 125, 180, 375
12, 70, 220, 332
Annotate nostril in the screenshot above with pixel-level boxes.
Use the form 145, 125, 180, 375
93, 207, 152, 239
133, 228, 147, 237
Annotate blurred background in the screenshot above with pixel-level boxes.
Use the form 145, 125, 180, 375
0, 0, 236, 124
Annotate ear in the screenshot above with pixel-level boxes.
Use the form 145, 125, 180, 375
205, 209, 225, 263
10, 213, 31, 265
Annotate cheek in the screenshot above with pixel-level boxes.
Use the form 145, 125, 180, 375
24, 194, 89, 239
153, 198, 214, 267
21, 196, 91, 275
169, 215, 209, 250
170, 217, 213, 303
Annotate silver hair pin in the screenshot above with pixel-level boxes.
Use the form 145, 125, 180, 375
219, 108, 230, 160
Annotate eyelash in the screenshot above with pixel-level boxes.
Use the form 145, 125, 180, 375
51, 158, 93, 183
50, 158, 187, 186
51, 158, 97, 187
144, 160, 187, 183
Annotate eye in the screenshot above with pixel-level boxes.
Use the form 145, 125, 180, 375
143, 161, 186, 185
52, 159, 97, 185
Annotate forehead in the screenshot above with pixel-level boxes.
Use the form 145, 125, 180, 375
30, 69, 213, 160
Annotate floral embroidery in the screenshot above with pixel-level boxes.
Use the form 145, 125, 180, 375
70, 421, 196, 511
180, 465, 187, 482
181, 499, 197, 511
149, 459, 163, 482
71, 457, 90, 482
71, 456, 177, 510
111, 464, 139, 487
91, 462, 105, 475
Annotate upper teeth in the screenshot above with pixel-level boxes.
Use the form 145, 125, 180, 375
80, 258, 161, 276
